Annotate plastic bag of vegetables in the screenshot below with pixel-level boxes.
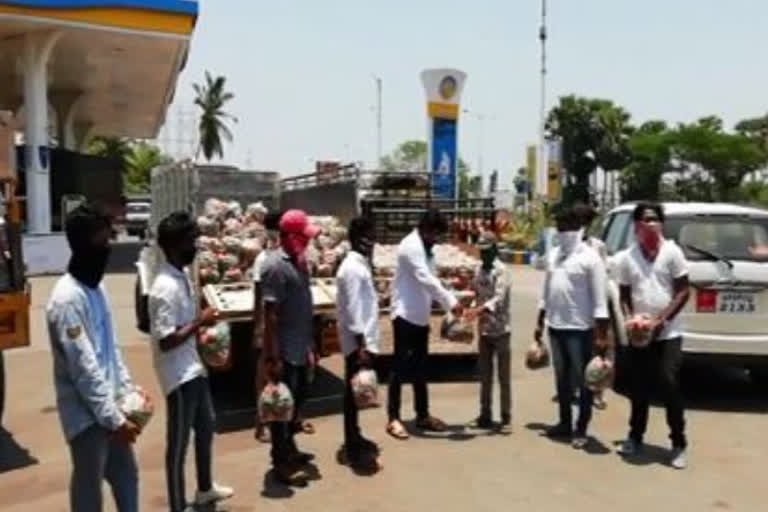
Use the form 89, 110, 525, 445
585, 355, 614, 392
118, 385, 154, 429
440, 313, 474, 343
525, 342, 550, 370
258, 381, 295, 423
199, 322, 231, 369
626, 314, 654, 347
350, 368, 379, 408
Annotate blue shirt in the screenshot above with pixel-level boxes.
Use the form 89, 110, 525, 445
47, 274, 133, 441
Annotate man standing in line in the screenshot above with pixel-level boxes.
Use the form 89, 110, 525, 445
47, 203, 140, 512
336, 216, 382, 469
386, 208, 463, 440
149, 212, 233, 512
468, 231, 513, 432
616, 202, 691, 470
261, 209, 320, 484
534, 203, 610, 449
252, 210, 283, 443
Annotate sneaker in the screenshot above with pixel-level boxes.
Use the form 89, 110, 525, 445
194, 483, 234, 505
617, 438, 642, 457
572, 435, 589, 449
469, 416, 493, 429
670, 448, 687, 470
545, 423, 572, 439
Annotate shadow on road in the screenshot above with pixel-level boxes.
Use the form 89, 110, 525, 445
613, 439, 674, 468
408, 421, 477, 442
0, 427, 38, 474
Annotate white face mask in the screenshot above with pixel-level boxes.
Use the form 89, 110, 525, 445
557, 230, 582, 255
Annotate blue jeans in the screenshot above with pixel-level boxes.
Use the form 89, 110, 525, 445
68, 424, 139, 512
549, 328, 594, 435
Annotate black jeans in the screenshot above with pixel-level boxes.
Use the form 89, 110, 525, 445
387, 317, 429, 422
628, 337, 687, 449
549, 328, 594, 435
270, 361, 309, 466
343, 350, 370, 454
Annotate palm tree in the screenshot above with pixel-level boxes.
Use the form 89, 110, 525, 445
86, 136, 133, 161
124, 142, 172, 193
193, 72, 237, 162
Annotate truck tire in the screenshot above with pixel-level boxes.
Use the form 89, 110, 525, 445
135, 277, 150, 334
0, 351, 5, 426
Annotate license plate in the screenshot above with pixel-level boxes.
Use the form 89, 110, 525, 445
719, 292, 756, 314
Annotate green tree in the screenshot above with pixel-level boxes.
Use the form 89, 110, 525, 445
124, 142, 172, 193
86, 136, 133, 161
620, 121, 675, 200
674, 117, 767, 201
546, 95, 633, 203
193, 71, 237, 162
380, 140, 428, 172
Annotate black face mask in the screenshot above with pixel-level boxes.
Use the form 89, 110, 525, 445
181, 246, 197, 266
68, 246, 111, 288
354, 236, 374, 259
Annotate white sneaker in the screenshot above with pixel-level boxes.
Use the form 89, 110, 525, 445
670, 448, 688, 470
195, 483, 234, 505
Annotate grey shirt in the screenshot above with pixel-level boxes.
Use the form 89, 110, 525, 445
260, 248, 314, 365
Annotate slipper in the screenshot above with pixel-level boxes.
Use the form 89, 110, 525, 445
386, 420, 410, 440
416, 416, 447, 432
293, 421, 316, 435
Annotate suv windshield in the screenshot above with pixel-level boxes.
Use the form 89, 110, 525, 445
665, 215, 768, 262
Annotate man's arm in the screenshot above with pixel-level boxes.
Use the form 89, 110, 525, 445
150, 292, 213, 353
400, 246, 459, 314
53, 303, 127, 432
534, 268, 550, 343
589, 257, 611, 350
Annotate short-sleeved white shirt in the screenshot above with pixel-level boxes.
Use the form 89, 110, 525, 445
617, 240, 689, 340
148, 263, 207, 395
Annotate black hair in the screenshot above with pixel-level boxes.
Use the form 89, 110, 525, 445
65, 203, 112, 252
572, 201, 597, 226
632, 202, 665, 223
264, 210, 284, 231
348, 216, 374, 244
157, 211, 197, 255
552, 201, 573, 224
418, 207, 448, 233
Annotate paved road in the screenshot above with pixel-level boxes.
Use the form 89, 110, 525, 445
0, 267, 765, 511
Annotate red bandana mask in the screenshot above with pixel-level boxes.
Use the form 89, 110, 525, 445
637, 221, 662, 258
282, 233, 310, 270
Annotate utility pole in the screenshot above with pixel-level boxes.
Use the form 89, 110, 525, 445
538, 0, 548, 198
373, 74, 382, 169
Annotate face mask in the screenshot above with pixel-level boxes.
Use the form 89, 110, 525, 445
356, 236, 374, 258
69, 245, 111, 288
481, 249, 496, 269
637, 221, 662, 257
557, 230, 581, 255
181, 246, 197, 266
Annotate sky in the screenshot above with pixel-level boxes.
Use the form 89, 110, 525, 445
162, 0, 768, 188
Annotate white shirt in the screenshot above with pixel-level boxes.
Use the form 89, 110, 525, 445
335, 251, 380, 356
540, 242, 609, 330
617, 240, 689, 340
148, 263, 207, 396
252, 249, 270, 283
391, 229, 458, 326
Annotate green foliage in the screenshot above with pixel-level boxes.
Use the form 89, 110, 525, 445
546, 95, 633, 202
86, 136, 171, 193
193, 71, 237, 162
620, 121, 674, 200
382, 139, 474, 197
86, 136, 133, 162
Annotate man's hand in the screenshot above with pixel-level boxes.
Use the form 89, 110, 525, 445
648, 316, 665, 339
199, 307, 219, 327
451, 302, 464, 318
358, 348, 373, 368
113, 419, 141, 444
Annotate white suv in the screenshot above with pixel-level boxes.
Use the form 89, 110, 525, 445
601, 202, 768, 384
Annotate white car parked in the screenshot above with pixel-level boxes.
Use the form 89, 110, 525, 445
601, 202, 768, 384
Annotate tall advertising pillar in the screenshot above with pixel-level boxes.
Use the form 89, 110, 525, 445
421, 69, 467, 199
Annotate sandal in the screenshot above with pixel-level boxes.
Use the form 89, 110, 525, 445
294, 421, 315, 435
386, 420, 410, 440
416, 416, 447, 432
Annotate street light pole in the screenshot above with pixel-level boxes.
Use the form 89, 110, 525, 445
372, 74, 383, 169
538, 0, 548, 198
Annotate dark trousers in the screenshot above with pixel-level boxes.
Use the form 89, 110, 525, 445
343, 351, 366, 453
628, 337, 687, 449
549, 328, 594, 435
387, 317, 430, 422
166, 376, 215, 512
270, 361, 309, 466
478, 333, 512, 420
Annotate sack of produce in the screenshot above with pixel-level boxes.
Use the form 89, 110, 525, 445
525, 342, 550, 370
245, 202, 268, 222
218, 253, 240, 272
222, 236, 242, 254
118, 385, 154, 429
585, 355, 614, 392
241, 238, 262, 260
350, 368, 379, 408
258, 381, 295, 423
222, 218, 243, 236
199, 266, 221, 285
197, 250, 218, 268
204, 198, 227, 219
222, 267, 244, 283
199, 322, 231, 369
197, 216, 219, 237
626, 314, 654, 347
225, 200, 243, 219
440, 313, 474, 343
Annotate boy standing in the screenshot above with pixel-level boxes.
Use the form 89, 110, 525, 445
469, 232, 513, 432
149, 212, 233, 512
